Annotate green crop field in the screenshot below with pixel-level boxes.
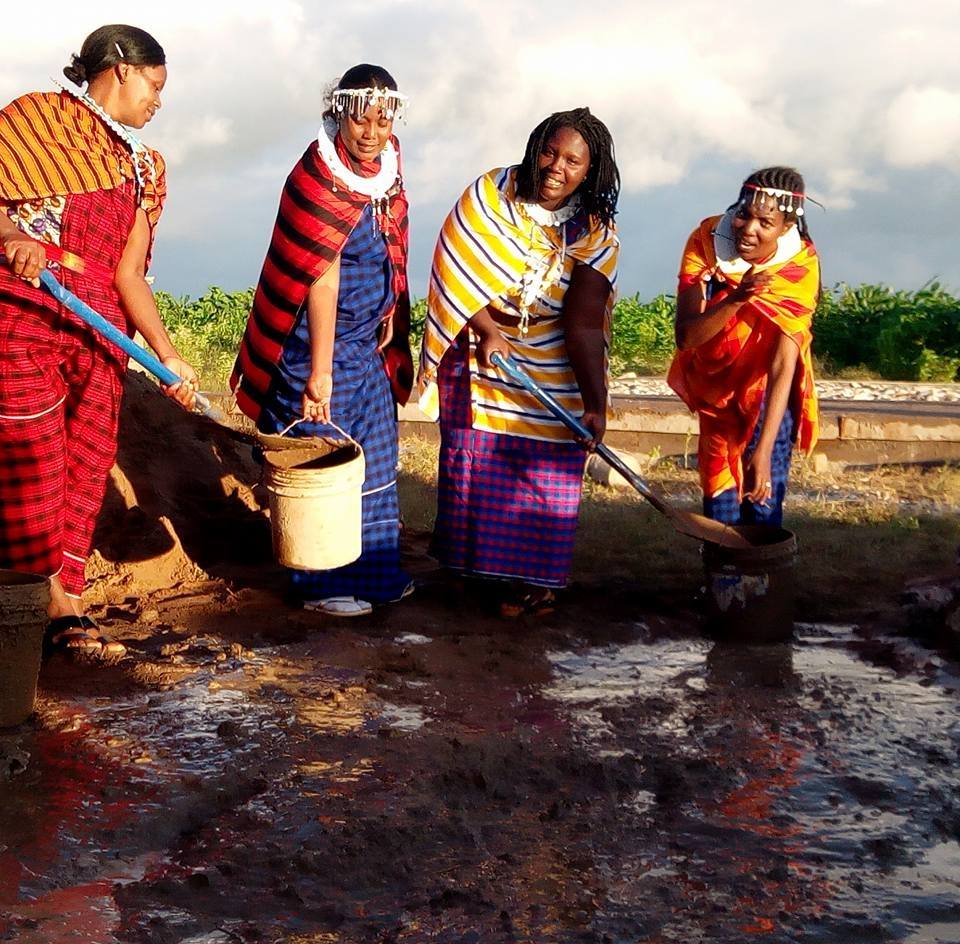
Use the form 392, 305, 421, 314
156, 282, 960, 391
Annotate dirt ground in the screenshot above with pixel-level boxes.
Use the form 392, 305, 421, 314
1, 375, 959, 943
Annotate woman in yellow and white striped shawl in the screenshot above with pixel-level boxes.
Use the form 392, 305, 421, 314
418, 108, 620, 617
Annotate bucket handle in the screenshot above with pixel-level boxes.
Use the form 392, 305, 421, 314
279, 416, 360, 451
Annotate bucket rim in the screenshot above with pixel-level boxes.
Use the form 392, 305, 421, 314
256, 432, 348, 452
704, 525, 797, 561
0, 569, 50, 588
263, 441, 362, 471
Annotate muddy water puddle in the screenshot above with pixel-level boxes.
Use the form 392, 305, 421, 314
0, 619, 958, 942
0, 640, 426, 941
546, 623, 960, 942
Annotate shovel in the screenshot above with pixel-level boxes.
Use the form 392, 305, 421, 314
2, 249, 345, 451
35, 268, 225, 419
490, 351, 751, 548
12, 264, 333, 453
0, 243, 221, 417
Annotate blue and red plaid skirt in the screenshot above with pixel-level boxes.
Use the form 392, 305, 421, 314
431, 333, 586, 589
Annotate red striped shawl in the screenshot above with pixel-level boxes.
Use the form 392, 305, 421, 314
231, 137, 411, 421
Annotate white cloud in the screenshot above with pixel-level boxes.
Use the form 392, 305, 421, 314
156, 116, 233, 166
4, 0, 960, 294
884, 86, 960, 168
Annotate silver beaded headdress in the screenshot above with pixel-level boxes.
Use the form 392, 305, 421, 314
740, 182, 805, 217
330, 86, 408, 122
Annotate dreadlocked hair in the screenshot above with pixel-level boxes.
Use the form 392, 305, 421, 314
737, 166, 812, 241
516, 107, 620, 229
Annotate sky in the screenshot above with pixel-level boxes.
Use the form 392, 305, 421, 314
3, 0, 959, 301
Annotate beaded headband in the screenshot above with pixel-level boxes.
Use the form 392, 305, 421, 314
740, 182, 805, 217
330, 86, 408, 122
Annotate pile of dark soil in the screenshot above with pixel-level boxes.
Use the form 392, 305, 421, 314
88, 373, 272, 603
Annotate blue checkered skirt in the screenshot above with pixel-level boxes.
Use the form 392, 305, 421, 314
703, 404, 795, 527
431, 334, 586, 588
257, 207, 409, 603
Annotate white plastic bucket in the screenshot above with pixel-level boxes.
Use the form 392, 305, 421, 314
263, 442, 365, 570
0, 569, 50, 727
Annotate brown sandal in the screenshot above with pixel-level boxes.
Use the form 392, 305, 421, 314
44, 616, 127, 662
499, 587, 557, 619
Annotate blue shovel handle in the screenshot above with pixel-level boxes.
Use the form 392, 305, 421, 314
490, 350, 669, 514
37, 269, 217, 418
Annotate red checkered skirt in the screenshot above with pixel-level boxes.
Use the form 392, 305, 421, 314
0, 183, 135, 596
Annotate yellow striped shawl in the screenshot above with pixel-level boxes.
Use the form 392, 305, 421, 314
418, 166, 619, 442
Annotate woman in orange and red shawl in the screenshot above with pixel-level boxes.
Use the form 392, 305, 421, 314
0, 25, 197, 659
668, 166, 819, 526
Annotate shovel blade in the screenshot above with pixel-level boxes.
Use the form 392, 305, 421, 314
667, 508, 755, 549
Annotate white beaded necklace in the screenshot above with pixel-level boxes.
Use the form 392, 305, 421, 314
513, 197, 581, 337
519, 196, 580, 228
316, 116, 399, 201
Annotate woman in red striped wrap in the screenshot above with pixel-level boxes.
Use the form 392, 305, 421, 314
0, 25, 198, 660
669, 166, 820, 527
232, 64, 414, 617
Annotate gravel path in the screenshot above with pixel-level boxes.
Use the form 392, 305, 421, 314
612, 375, 960, 402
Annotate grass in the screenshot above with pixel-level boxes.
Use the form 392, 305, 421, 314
397, 437, 960, 625
155, 285, 960, 392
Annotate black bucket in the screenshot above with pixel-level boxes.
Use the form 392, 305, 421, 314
703, 526, 797, 643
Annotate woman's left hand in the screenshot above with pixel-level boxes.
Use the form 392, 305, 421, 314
743, 449, 774, 504
578, 410, 607, 451
303, 371, 333, 424
376, 316, 394, 353
160, 356, 199, 410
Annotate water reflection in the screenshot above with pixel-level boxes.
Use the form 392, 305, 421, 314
544, 623, 960, 941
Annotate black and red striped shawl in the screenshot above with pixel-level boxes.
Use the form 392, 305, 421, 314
231, 137, 411, 421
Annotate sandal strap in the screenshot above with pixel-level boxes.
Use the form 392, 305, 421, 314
47, 614, 99, 635
45, 615, 126, 659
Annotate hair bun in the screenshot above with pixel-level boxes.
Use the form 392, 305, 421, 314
62, 54, 87, 86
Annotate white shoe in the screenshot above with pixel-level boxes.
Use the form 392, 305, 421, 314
393, 581, 416, 603
303, 596, 373, 617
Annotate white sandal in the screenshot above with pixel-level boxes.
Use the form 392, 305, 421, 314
303, 596, 373, 617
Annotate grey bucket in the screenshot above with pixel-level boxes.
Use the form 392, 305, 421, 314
0, 570, 50, 727
703, 526, 797, 643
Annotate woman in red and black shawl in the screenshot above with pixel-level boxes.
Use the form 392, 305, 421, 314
232, 64, 414, 617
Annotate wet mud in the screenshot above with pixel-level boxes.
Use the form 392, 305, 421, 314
1, 379, 959, 942
2, 580, 959, 943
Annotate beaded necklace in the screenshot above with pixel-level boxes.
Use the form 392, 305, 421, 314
513, 195, 582, 336
316, 116, 400, 233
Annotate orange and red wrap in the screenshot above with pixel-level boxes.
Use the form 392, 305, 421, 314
667, 215, 820, 499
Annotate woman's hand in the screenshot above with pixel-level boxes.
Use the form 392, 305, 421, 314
303, 370, 333, 424
160, 356, 199, 410
376, 316, 394, 353
475, 328, 512, 370
743, 448, 774, 505
1, 231, 44, 285
578, 410, 607, 451
734, 266, 774, 299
